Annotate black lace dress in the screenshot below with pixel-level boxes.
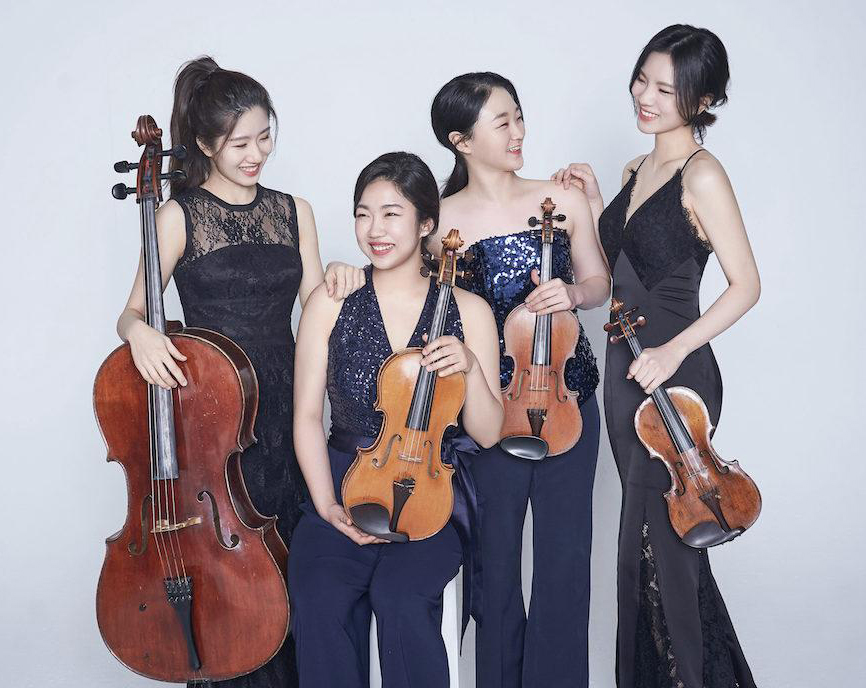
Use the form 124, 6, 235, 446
598, 154, 757, 688
173, 184, 302, 688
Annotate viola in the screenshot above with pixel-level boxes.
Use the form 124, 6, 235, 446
341, 230, 468, 542
499, 197, 583, 460
94, 116, 289, 682
605, 298, 762, 547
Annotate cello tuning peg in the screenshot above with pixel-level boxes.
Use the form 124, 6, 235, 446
111, 183, 135, 200
162, 145, 187, 160
160, 170, 187, 182
113, 160, 138, 173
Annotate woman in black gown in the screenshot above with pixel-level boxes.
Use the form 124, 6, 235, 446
554, 25, 761, 687
115, 57, 362, 688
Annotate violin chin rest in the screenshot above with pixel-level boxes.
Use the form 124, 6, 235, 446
682, 521, 744, 549
499, 436, 549, 461
348, 503, 409, 543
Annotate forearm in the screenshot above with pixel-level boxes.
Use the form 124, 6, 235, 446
460, 363, 504, 448
667, 281, 760, 358
572, 275, 611, 310
293, 414, 338, 517
117, 307, 146, 341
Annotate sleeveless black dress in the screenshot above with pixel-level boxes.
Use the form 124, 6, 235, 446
173, 184, 302, 688
598, 153, 756, 688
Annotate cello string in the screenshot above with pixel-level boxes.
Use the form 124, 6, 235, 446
148, 384, 169, 579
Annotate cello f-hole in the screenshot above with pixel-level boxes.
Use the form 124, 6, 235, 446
128, 494, 152, 556
197, 490, 239, 549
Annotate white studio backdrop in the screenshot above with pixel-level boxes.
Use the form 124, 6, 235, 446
1, 1, 863, 686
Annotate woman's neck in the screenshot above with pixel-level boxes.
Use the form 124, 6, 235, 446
651, 126, 701, 168
372, 252, 429, 296
463, 162, 520, 202
201, 169, 258, 205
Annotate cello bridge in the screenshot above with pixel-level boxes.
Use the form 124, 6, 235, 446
152, 516, 203, 534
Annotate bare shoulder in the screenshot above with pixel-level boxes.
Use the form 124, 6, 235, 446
452, 287, 495, 325
155, 199, 186, 251
302, 281, 344, 323
681, 151, 732, 196
621, 154, 648, 186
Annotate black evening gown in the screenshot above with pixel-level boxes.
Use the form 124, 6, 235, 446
598, 153, 757, 688
173, 184, 303, 688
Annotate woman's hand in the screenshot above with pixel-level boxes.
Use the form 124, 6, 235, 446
127, 320, 188, 389
324, 262, 365, 300
524, 269, 584, 315
420, 333, 477, 377
551, 162, 603, 208
321, 503, 388, 545
627, 343, 688, 394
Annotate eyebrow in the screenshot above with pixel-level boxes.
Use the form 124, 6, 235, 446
228, 126, 271, 142
640, 70, 674, 89
355, 202, 404, 211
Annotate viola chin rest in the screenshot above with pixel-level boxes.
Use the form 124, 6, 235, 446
499, 436, 550, 461
348, 503, 409, 543
682, 521, 744, 549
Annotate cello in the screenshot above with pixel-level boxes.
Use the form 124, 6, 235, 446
93, 116, 289, 682
499, 197, 583, 460
341, 229, 468, 542
605, 298, 761, 547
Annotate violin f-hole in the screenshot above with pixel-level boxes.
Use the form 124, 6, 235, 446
197, 490, 240, 549
372, 433, 402, 468
507, 369, 529, 401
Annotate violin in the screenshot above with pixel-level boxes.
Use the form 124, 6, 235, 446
605, 299, 762, 547
499, 197, 583, 460
341, 230, 468, 542
93, 116, 289, 682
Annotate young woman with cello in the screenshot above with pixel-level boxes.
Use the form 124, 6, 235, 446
553, 24, 761, 688
288, 152, 503, 688
114, 57, 362, 688
430, 72, 610, 688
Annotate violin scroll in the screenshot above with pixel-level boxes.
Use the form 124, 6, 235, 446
420, 229, 472, 283
605, 298, 647, 344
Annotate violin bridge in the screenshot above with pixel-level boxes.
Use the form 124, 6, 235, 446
151, 516, 203, 534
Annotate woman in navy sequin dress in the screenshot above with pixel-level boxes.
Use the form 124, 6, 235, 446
115, 57, 363, 688
288, 153, 503, 688
554, 25, 761, 688
430, 73, 611, 688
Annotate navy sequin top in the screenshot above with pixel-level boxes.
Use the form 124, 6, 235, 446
327, 265, 464, 438
458, 229, 599, 405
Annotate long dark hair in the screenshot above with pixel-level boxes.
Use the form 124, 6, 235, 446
431, 72, 522, 198
354, 152, 440, 242
169, 56, 277, 196
631, 25, 730, 142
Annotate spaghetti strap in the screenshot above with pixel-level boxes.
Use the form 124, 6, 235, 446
681, 148, 703, 172
633, 155, 649, 175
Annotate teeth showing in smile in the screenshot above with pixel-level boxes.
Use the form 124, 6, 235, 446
640, 109, 658, 119
507, 145, 521, 152
370, 243, 394, 252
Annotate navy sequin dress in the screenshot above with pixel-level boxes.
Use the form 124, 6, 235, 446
172, 184, 302, 688
598, 152, 756, 688
458, 229, 601, 688
288, 266, 467, 688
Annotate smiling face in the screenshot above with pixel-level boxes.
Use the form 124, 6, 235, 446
199, 105, 273, 188
456, 86, 525, 172
631, 51, 690, 135
354, 178, 433, 270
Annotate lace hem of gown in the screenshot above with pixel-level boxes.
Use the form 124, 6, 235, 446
635, 522, 742, 688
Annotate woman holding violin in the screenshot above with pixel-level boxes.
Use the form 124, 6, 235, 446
115, 57, 362, 688
431, 73, 610, 688
288, 152, 503, 688
554, 25, 760, 688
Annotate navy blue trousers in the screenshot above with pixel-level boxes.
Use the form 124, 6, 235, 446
287, 445, 463, 688
472, 395, 600, 688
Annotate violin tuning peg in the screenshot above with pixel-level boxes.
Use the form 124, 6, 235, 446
113, 160, 138, 173
527, 216, 540, 227
553, 214, 566, 222
635, 315, 647, 327
462, 249, 474, 263
462, 270, 472, 280
603, 322, 617, 333
420, 265, 431, 278
111, 183, 135, 200
609, 333, 625, 344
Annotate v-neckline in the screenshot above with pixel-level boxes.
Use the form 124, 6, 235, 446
368, 268, 436, 355
623, 169, 681, 228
